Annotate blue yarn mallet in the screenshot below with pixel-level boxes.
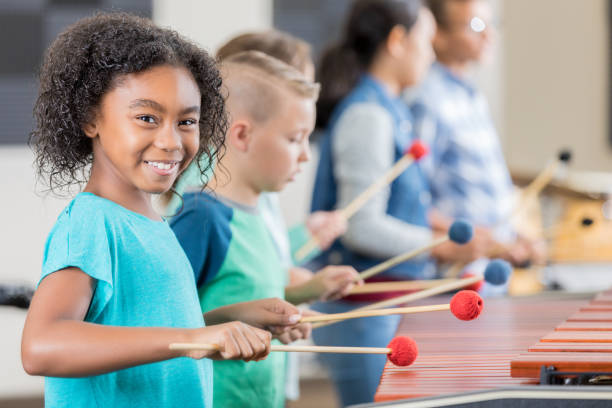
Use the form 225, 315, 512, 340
448, 220, 474, 245
357, 220, 474, 281
484, 259, 512, 285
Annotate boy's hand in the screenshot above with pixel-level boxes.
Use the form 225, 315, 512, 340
184, 322, 271, 362
308, 265, 363, 301
205, 298, 302, 336
275, 309, 318, 344
305, 211, 347, 250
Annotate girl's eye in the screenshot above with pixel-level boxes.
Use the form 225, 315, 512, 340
179, 119, 197, 126
137, 115, 156, 124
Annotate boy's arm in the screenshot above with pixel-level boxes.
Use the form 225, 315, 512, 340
21, 268, 271, 377
285, 265, 362, 305
203, 298, 302, 335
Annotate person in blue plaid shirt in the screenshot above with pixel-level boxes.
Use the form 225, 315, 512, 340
410, 0, 546, 273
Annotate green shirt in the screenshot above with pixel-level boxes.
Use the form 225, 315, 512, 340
171, 192, 287, 408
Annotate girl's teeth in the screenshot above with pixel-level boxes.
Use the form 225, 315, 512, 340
147, 161, 174, 170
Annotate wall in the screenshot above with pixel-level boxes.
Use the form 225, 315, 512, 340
502, 0, 610, 174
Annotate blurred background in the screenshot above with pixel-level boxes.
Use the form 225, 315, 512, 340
0, 0, 610, 406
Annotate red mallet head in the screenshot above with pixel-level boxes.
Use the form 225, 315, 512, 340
450, 290, 483, 321
462, 272, 483, 292
387, 336, 418, 366
405, 140, 428, 161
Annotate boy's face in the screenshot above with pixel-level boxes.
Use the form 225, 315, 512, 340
85, 65, 201, 194
245, 91, 315, 193
435, 0, 494, 64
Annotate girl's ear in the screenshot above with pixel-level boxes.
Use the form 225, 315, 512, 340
82, 118, 99, 139
386, 25, 409, 58
227, 119, 252, 152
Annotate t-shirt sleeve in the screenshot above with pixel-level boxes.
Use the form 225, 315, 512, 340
40, 202, 114, 321
171, 199, 232, 288
288, 224, 317, 263
332, 104, 433, 259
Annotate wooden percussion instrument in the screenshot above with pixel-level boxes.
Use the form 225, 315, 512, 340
373, 292, 612, 405
510, 290, 612, 379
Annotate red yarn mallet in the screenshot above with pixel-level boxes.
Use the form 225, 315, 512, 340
387, 336, 418, 366
450, 290, 484, 321
461, 272, 484, 292
169, 336, 418, 367
405, 140, 428, 161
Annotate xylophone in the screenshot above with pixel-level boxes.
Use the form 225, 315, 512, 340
511, 290, 612, 381
367, 292, 612, 407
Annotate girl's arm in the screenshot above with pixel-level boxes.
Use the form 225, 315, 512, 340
332, 104, 433, 259
21, 267, 271, 377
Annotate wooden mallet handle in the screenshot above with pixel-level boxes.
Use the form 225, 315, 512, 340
169, 343, 391, 355
294, 142, 428, 262
301, 304, 450, 323
357, 236, 448, 281
349, 278, 458, 294
312, 275, 481, 329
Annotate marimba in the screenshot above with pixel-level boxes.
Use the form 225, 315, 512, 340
368, 292, 612, 407
511, 290, 612, 380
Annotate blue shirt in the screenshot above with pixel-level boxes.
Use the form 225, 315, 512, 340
41, 192, 212, 408
411, 63, 514, 239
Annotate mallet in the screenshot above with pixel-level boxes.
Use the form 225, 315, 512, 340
357, 220, 473, 281
314, 260, 510, 329
350, 258, 511, 294
169, 335, 419, 367
295, 140, 429, 261
302, 290, 483, 324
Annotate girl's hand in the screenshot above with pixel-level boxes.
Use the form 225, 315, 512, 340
205, 298, 302, 336
305, 211, 347, 250
183, 322, 271, 362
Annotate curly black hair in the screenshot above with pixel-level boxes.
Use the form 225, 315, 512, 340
30, 12, 227, 194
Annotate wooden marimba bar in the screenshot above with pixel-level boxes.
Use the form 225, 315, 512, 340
511, 290, 612, 379
374, 293, 590, 402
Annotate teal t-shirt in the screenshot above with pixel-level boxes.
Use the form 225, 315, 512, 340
40, 192, 212, 408
171, 192, 287, 408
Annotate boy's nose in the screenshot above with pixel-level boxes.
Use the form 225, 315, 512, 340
299, 140, 311, 162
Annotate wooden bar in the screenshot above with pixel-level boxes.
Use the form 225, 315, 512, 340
528, 342, 612, 352
567, 312, 612, 322
511, 353, 612, 378
556, 322, 612, 331
541, 331, 612, 343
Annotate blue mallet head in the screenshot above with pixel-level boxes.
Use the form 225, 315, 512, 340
484, 259, 512, 285
448, 220, 473, 244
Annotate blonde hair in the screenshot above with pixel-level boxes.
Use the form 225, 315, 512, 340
222, 50, 320, 122
216, 30, 312, 75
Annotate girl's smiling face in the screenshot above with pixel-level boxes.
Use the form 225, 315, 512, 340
84, 64, 201, 195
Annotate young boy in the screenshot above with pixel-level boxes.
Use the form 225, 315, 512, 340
170, 51, 360, 408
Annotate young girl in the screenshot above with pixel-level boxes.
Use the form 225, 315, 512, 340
21, 13, 303, 408
310, 0, 491, 405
